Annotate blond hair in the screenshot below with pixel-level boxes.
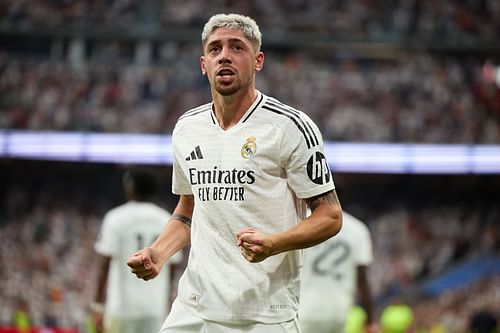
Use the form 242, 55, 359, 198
201, 13, 262, 51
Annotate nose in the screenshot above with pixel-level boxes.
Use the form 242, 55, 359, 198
218, 47, 232, 64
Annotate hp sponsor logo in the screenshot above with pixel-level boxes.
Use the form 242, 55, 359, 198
307, 152, 331, 185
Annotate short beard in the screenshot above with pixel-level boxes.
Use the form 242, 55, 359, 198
214, 83, 239, 96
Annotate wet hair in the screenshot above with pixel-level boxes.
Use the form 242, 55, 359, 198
201, 13, 262, 52
123, 168, 157, 200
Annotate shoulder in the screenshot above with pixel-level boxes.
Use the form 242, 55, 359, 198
104, 202, 133, 224
260, 95, 321, 149
104, 203, 128, 219
101, 203, 130, 230
342, 212, 370, 236
174, 103, 212, 132
148, 203, 172, 219
260, 95, 311, 124
131, 202, 171, 218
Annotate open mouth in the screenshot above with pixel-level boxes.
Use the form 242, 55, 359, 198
217, 68, 235, 77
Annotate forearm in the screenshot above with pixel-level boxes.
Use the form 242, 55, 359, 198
93, 255, 110, 306
361, 292, 375, 325
151, 219, 190, 264
270, 202, 342, 255
237, 190, 342, 263
358, 266, 375, 324
151, 195, 193, 264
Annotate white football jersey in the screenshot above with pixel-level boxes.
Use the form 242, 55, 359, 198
172, 91, 335, 323
95, 201, 183, 319
299, 212, 373, 324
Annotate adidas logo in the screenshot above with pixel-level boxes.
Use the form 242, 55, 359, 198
186, 145, 204, 161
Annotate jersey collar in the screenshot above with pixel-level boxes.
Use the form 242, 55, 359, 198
209, 91, 265, 129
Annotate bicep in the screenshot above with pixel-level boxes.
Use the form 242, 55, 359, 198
153, 195, 193, 251
173, 194, 194, 217
357, 265, 369, 288
303, 190, 343, 238
304, 190, 342, 213
170, 194, 194, 228
97, 254, 111, 273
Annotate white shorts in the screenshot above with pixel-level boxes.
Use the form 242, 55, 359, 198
160, 299, 302, 333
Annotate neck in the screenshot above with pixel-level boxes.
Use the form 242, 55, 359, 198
212, 88, 257, 130
129, 195, 146, 202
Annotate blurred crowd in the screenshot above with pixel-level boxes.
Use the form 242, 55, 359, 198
413, 275, 500, 333
0, 0, 141, 28
1, 0, 500, 143
0, 1, 499, 332
368, 203, 499, 298
1, 51, 500, 143
161, 0, 500, 44
0, 165, 498, 331
1, 0, 499, 42
0, 202, 100, 331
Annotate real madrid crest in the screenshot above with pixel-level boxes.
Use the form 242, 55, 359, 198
241, 136, 257, 159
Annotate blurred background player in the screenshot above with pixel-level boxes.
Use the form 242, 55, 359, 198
92, 167, 183, 333
300, 211, 376, 333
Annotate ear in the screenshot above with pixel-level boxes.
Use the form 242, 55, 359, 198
200, 56, 207, 75
255, 52, 264, 72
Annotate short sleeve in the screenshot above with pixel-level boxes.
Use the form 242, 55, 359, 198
94, 212, 118, 257
356, 222, 374, 266
281, 112, 335, 199
172, 127, 193, 195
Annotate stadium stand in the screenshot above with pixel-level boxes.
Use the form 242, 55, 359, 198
0, 161, 498, 331
0, 1, 499, 332
1, 51, 499, 143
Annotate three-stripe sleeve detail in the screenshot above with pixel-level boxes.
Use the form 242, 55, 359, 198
179, 104, 211, 120
262, 100, 319, 149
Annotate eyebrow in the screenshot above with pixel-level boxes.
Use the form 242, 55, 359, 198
206, 37, 247, 48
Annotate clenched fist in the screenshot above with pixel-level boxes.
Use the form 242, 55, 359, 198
236, 227, 274, 263
127, 247, 163, 281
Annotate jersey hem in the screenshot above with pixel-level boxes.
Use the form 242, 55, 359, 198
177, 299, 297, 325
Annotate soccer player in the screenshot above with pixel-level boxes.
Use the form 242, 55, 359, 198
127, 13, 343, 332
299, 211, 376, 333
92, 168, 182, 333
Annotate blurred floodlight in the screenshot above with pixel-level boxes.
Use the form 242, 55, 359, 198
1, 130, 499, 174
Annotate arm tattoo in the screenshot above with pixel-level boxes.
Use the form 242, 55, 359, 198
305, 190, 339, 212
170, 213, 192, 227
